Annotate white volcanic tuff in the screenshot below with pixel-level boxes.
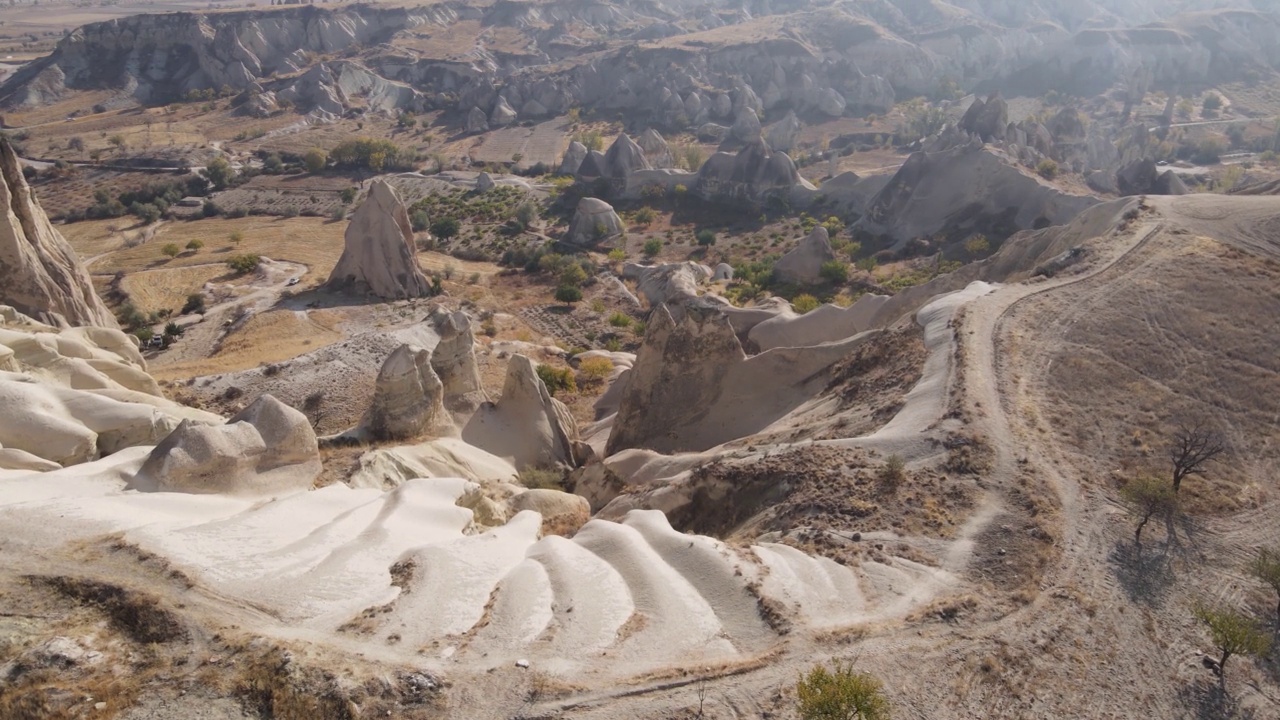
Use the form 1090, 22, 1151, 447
326, 180, 432, 299
0, 462, 951, 674
0, 141, 117, 328
462, 354, 582, 471
566, 197, 624, 246
0, 307, 221, 468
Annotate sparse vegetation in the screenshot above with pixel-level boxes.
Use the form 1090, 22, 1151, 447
554, 285, 583, 305
1194, 603, 1271, 682
577, 356, 614, 384
536, 364, 577, 396
796, 662, 891, 720
643, 238, 663, 258
161, 243, 180, 258
226, 254, 261, 275
1036, 159, 1059, 180
820, 260, 849, 284
1119, 474, 1177, 548
696, 228, 717, 247
1247, 547, 1280, 624
792, 294, 820, 314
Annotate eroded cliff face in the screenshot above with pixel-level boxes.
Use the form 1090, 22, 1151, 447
0, 141, 117, 329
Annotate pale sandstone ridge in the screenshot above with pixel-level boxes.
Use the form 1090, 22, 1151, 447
0, 141, 117, 328
566, 197, 624, 246
326, 180, 431, 299
132, 395, 321, 496
463, 354, 585, 471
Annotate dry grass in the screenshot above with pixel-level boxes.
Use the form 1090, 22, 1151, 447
65, 216, 347, 284
151, 308, 343, 380
119, 264, 226, 315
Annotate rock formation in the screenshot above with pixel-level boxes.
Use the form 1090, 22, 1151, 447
326, 180, 432, 299
566, 197, 624, 246
462, 354, 583, 471
773, 226, 838, 285
466, 106, 488, 134
764, 111, 801, 153
0, 141, 117, 328
596, 133, 650, 191
637, 128, 674, 168
959, 93, 1009, 143
509, 488, 590, 536
558, 141, 588, 176
1116, 159, 1188, 196
426, 306, 486, 412
368, 344, 446, 441
132, 395, 321, 496
490, 96, 517, 127
694, 138, 809, 205
729, 108, 762, 144
475, 172, 495, 192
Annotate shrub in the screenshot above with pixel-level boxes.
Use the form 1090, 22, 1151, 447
226, 254, 261, 275
607, 248, 626, 263
1036, 159, 1059, 180
558, 263, 588, 288
520, 467, 565, 490
181, 293, 205, 315
964, 234, 990, 256
820, 260, 849, 284
856, 256, 877, 273
185, 239, 204, 252
515, 201, 539, 229
134, 327, 154, 343
1120, 474, 1177, 547
161, 243, 181, 258
632, 321, 646, 336
339, 187, 357, 204
796, 663, 890, 720
163, 322, 184, 338
642, 238, 662, 258
409, 209, 430, 232
879, 454, 906, 490
608, 312, 632, 328
554, 285, 583, 304
430, 217, 461, 240
133, 203, 162, 224
792, 294, 820, 314
634, 207, 657, 226
1202, 93, 1223, 112
577, 356, 614, 384
229, 230, 245, 246
535, 364, 577, 396
696, 229, 716, 247
304, 148, 327, 174
203, 157, 234, 190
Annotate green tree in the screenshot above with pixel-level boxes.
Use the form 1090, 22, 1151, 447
304, 148, 327, 174
554, 285, 582, 305
229, 230, 244, 246
796, 663, 891, 720
161, 243, 180, 258
696, 229, 716, 247
185, 239, 203, 252
181, 293, 205, 315
1202, 94, 1223, 113
410, 210, 430, 233
1247, 547, 1280, 625
1194, 603, 1271, 683
163, 321, 184, 338
203, 157, 234, 190
108, 134, 127, 152
430, 217, 461, 240
642, 238, 662, 258
558, 263, 588, 288
1119, 474, 1177, 548
1036, 159, 1059, 180
515, 201, 538, 229
226, 254, 261, 275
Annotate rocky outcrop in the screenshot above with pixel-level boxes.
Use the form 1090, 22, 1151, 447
509, 488, 590, 536
558, 141, 588, 176
773, 227, 837, 286
427, 306, 486, 412
595, 133, 650, 190
764, 111, 801, 153
1116, 159, 1188, 196
132, 395, 321, 496
637, 128, 674, 169
959, 93, 1009, 143
368, 344, 446, 441
466, 106, 489, 134
490, 96, 517, 127
475, 172, 495, 192
566, 197, 624, 246
850, 143, 1098, 248
462, 355, 583, 471
326, 180, 432, 299
694, 138, 810, 206
0, 141, 117, 328
729, 108, 762, 144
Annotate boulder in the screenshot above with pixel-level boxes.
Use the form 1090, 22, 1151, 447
814, 87, 847, 118
476, 172, 495, 192
132, 395, 321, 496
601, 133, 651, 182
697, 123, 729, 142
959, 93, 1008, 142
465, 106, 488, 134
567, 197, 624, 246
510, 488, 590, 536
712, 263, 734, 281
1116, 159, 1188, 196
490, 96, 517, 127
521, 99, 548, 117
326, 180, 432, 299
461, 355, 583, 471
557, 141, 588, 176
368, 344, 446, 441
0, 140, 117, 328
773, 226, 837, 285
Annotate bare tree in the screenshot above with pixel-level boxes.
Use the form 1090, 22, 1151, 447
1169, 422, 1225, 493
